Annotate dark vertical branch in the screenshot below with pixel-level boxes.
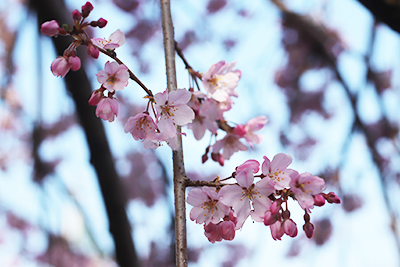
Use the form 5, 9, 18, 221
160, 0, 188, 266
29, 0, 140, 266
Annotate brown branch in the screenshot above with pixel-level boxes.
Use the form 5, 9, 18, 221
160, 1, 188, 267
30, 0, 140, 266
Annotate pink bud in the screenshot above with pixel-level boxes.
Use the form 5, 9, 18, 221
88, 90, 104, 106
41, 20, 60, 36
204, 223, 222, 243
270, 221, 284, 241
270, 199, 283, 215
228, 210, 237, 225
87, 44, 99, 59
81, 2, 93, 17
72, 9, 82, 21
51, 57, 70, 78
211, 152, 224, 166
313, 194, 326, 206
97, 18, 107, 28
264, 211, 278, 226
68, 56, 81, 71
325, 192, 341, 204
218, 221, 235, 241
303, 222, 314, 238
283, 219, 298, 237
201, 153, 208, 163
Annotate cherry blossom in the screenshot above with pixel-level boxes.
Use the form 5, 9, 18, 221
202, 60, 241, 102
243, 116, 268, 147
95, 97, 118, 122
51, 56, 81, 78
96, 61, 129, 92
219, 167, 275, 229
154, 89, 195, 138
92, 29, 125, 50
212, 133, 247, 160
186, 186, 230, 225
261, 153, 293, 190
187, 98, 219, 140
289, 172, 326, 210
124, 112, 158, 141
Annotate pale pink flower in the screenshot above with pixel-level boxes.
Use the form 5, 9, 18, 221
92, 29, 125, 50
124, 113, 158, 141
68, 56, 81, 71
187, 98, 219, 140
212, 133, 247, 160
218, 221, 235, 241
236, 159, 260, 174
186, 186, 230, 225
202, 60, 241, 102
261, 153, 293, 189
154, 89, 195, 138
243, 116, 268, 147
289, 172, 326, 210
95, 97, 118, 122
41, 20, 60, 36
204, 223, 222, 243
219, 168, 275, 229
96, 61, 129, 92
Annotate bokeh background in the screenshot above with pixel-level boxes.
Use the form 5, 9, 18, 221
1, 0, 400, 266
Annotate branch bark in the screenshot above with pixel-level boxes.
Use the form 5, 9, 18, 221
160, 0, 188, 266
30, 0, 140, 266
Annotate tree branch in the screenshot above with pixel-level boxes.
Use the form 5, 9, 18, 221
160, 0, 188, 266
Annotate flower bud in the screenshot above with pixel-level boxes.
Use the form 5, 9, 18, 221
51, 57, 70, 78
72, 9, 82, 21
97, 18, 107, 28
218, 221, 235, 241
81, 1, 93, 17
270, 199, 283, 215
313, 194, 326, 206
325, 192, 341, 204
201, 153, 208, 163
303, 222, 314, 238
270, 221, 284, 241
211, 152, 224, 166
68, 56, 81, 71
41, 20, 60, 36
264, 211, 278, 226
283, 219, 298, 237
88, 90, 104, 106
87, 43, 99, 59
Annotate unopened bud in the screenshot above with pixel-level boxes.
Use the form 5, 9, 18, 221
81, 1, 94, 17
72, 9, 82, 21
97, 18, 107, 28
303, 222, 314, 238
41, 20, 60, 36
68, 56, 81, 71
88, 90, 104, 106
313, 194, 326, 206
87, 44, 99, 59
211, 152, 224, 166
264, 211, 278, 226
325, 192, 341, 204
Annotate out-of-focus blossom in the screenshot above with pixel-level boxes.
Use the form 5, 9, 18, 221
289, 172, 326, 210
41, 20, 60, 36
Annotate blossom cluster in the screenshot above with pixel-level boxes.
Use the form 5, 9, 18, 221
187, 153, 341, 243
186, 61, 268, 165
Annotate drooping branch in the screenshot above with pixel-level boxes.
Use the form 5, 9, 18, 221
160, 0, 188, 266
30, 0, 140, 266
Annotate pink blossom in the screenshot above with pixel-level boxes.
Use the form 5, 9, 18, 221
41, 20, 60, 36
243, 116, 268, 147
95, 97, 118, 122
313, 194, 326, 206
154, 89, 195, 138
87, 43, 99, 59
236, 159, 260, 174
261, 153, 293, 189
219, 168, 275, 229
187, 98, 219, 140
186, 186, 230, 225
213, 133, 247, 160
68, 56, 81, 71
96, 61, 129, 92
218, 221, 235, 241
289, 172, 326, 210
204, 223, 222, 243
124, 113, 158, 141
202, 60, 241, 102
92, 29, 125, 50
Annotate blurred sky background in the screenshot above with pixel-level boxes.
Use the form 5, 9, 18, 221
1, 0, 400, 266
